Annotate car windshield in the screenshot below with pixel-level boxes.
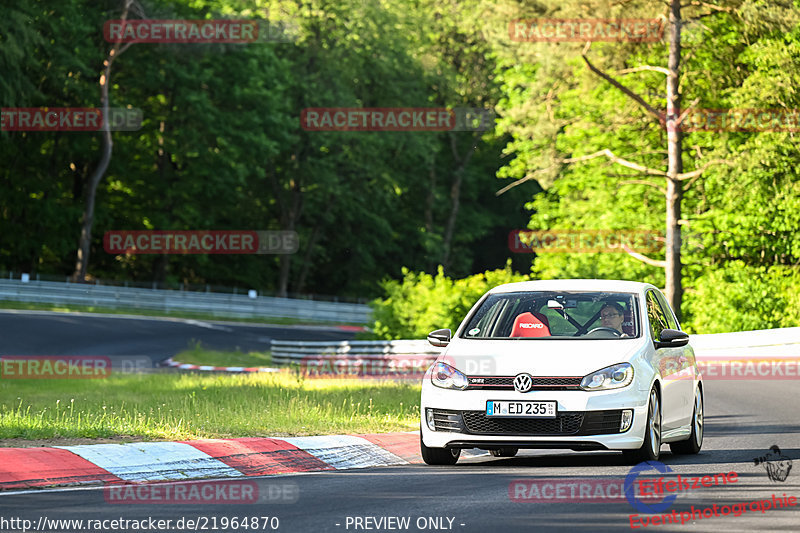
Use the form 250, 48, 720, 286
460, 291, 640, 339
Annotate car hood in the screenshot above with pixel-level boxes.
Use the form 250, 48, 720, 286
438, 338, 647, 376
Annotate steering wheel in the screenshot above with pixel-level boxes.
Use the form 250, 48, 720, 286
585, 327, 622, 337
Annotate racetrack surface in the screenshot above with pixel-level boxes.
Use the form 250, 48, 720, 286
0, 310, 356, 366
1, 368, 798, 531
1, 316, 798, 531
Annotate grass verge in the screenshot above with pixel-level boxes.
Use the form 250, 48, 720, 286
0, 300, 364, 327
0, 372, 420, 443
173, 344, 273, 367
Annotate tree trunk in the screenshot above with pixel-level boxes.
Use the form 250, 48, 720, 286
268, 165, 303, 298
441, 133, 479, 272
424, 158, 437, 272
665, 0, 684, 317
441, 169, 463, 272
276, 216, 296, 297
295, 198, 333, 292
71, 0, 133, 282
72, 94, 112, 282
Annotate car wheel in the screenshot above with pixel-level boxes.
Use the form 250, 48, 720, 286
420, 433, 460, 465
490, 447, 519, 458
669, 389, 703, 455
622, 387, 661, 464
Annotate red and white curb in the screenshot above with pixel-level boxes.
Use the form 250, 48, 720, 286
159, 358, 281, 373
0, 432, 423, 491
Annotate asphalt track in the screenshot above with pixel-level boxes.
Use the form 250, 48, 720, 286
0, 314, 798, 532
0, 310, 356, 365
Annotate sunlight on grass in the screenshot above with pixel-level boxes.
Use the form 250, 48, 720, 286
0, 371, 420, 441
174, 343, 273, 367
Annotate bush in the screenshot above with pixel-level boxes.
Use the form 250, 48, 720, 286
683, 261, 800, 333
368, 262, 529, 340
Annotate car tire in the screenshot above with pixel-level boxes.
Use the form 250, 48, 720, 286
490, 447, 519, 458
622, 387, 661, 464
669, 389, 703, 455
420, 433, 460, 465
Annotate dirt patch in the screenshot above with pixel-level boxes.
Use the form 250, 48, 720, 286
0, 436, 162, 448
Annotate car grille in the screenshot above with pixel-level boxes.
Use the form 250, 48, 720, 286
429, 409, 623, 436
582, 410, 625, 435
466, 376, 582, 391
462, 411, 584, 435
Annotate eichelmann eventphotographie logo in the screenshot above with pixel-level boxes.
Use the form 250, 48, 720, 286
753, 445, 793, 482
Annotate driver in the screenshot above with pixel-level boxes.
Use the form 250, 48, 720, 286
599, 302, 629, 337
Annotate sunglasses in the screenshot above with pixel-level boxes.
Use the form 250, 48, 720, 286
601, 312, 621, 318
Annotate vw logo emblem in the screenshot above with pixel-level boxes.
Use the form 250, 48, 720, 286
514, 373, 533, 393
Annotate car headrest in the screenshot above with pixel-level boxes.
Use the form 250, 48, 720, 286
511, 312, 551, 337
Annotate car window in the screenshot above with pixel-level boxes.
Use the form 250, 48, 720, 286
645, 290, 671, 340
468, 296, 506, 335
539, 307, 577, 335
460, 291, 640, 339
653, 289, 680, 330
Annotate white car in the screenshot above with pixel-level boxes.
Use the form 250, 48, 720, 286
419, 280, 703, 465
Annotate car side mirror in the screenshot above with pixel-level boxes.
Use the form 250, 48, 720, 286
655, 328, 689, 349
427, 328, 451, 347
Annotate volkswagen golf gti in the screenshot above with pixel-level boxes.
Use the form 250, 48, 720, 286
419, 279, 704, 465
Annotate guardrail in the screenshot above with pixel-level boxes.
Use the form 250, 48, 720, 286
270, 340, 440, 365
688, 327, 800, 358
0, 279, 370, 323
270, 328, 800, 368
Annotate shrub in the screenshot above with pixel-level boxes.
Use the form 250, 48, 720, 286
368, 262, 529, 340
683, 261, 800, 333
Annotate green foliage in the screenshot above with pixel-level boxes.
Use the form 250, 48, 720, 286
684, 262, 800, 334
0, 0, 516, 299
2, 0, 798, 334
369, 262, 529, 339
487, 0, 800, 334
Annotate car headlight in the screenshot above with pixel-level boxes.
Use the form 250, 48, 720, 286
580, 363, 634, 391
431, 362, 469, 390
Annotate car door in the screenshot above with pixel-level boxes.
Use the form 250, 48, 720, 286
654, 289, 695, 426
645, 290, 691, 430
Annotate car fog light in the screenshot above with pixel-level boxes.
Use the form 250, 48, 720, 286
426, 408, 436, 431
620, 409, 633, 432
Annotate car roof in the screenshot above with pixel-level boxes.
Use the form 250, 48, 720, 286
487, 279, 656, 295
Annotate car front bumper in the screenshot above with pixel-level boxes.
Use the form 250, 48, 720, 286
420, 384, 650, 450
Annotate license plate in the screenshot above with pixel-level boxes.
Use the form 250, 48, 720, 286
486, 400, 556, 418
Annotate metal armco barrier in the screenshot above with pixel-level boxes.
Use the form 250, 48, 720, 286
270, 328, 800, 367
0, 279, 370, 323
689, 327, 800, 358
270, 340, 441, 365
